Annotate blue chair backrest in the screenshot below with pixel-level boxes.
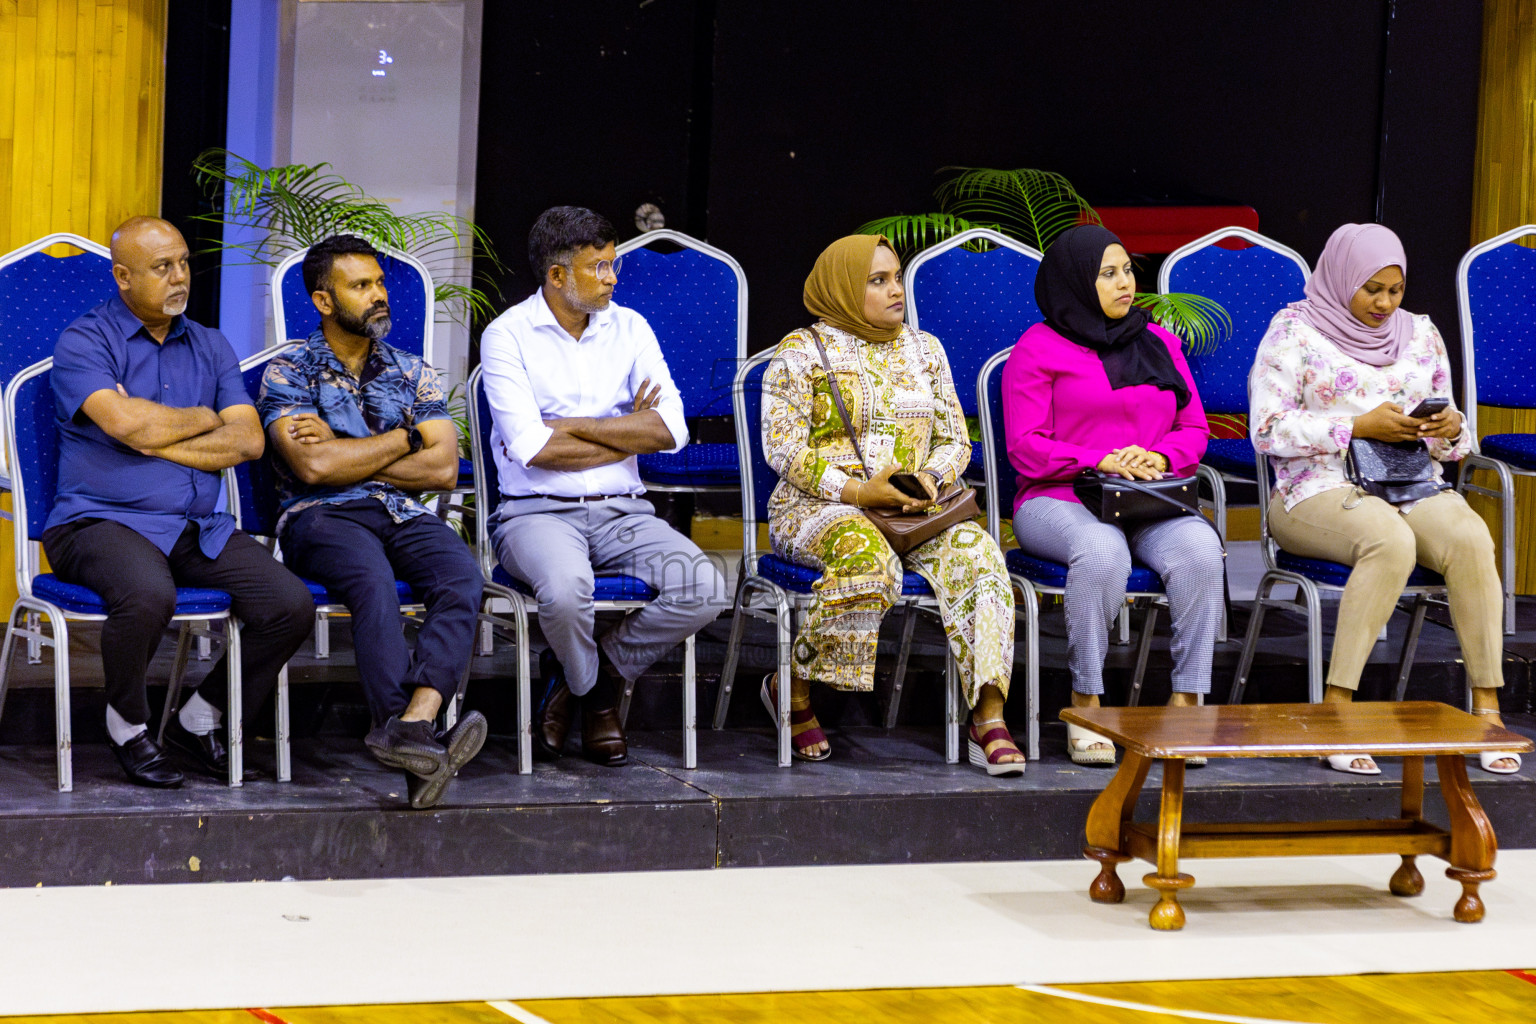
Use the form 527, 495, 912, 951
907, 237, 1043, 416
615, 237, 744, 418
735, 354, 777, 529
9, 363, 59, 542
983, 354, 1013, 505
1160, 235, 1308, 415
0, 240, 114, 381
1464, 238, 1536, 408
275, 251, 432, 358
235, 353, 288, 538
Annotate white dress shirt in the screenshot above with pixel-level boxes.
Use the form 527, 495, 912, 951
479, 289, 688, 498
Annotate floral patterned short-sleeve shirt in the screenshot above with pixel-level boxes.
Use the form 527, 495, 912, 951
257, 330, 452, 533
1249, 307, 1470, 511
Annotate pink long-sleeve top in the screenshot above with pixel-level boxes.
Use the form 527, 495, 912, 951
1002, 321, 1209, 514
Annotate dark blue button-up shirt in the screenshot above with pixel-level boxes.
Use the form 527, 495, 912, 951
46, 296, 251, 558
256, 331, 451, 534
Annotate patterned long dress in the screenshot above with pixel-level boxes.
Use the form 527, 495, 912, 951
762, 323, 1014, 705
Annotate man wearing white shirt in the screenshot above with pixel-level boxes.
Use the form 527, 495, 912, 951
479, 207, 724, 766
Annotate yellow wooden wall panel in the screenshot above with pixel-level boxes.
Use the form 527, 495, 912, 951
0, 0, 166, 254
0, 0, 168, 615
1469, 0, 1536, 594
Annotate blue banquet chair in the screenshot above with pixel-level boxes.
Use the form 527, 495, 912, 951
1229, 450, 1447, 706
613, 229, 747, 499
903, 228, 1044, 487
1453, 223, 1536, 637
468, 366, 695, 771
0, 360, 248, 790
1158, 226, 1310, 544
977, 347, 1167, 761
712, 352, 964, 765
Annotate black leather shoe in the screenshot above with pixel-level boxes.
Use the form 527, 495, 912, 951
364, 715, 446, 777
405, 710, 489, 810
110, 732, 184, 789
535, 649, 573, 761
163, 714, 259, 782
580, 673, 628, 767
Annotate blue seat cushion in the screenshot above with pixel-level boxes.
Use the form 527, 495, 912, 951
457, 457, 473, 490
757, 553, 934, 597
1005, 547, 1163, 593
1203, 438, 1258, 479
32, 574, 232, 616
492, 565, 659, 602
1275, 551, 1444, 589
1479, 433, 1536, 472
306, 578, 418, 606
638, 443, 740, 486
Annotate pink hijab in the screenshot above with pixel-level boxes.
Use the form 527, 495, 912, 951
1289, 223, 1412, 367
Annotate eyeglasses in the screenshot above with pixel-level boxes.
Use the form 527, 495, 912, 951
567, 256, 623, 280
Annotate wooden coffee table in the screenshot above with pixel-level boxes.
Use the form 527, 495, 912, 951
1060, 701, 1532, 930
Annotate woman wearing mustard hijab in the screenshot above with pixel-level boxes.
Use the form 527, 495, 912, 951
760, 234, 1021, 773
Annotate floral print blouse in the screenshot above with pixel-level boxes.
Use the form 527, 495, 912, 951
762, 323, 971, 508
1249, 308, 1471, 511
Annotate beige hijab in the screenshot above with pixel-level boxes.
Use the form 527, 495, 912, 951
802, 234, 904, 343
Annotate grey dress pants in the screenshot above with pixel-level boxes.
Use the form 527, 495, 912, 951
490, 496, 725, 695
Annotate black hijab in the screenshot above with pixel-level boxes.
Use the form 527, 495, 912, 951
1034, 224, 1190, 409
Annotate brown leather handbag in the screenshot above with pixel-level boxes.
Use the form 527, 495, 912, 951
808, 328, 979, 555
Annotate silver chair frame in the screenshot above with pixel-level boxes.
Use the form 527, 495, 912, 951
1230, 450, 1448, 706
1158, 226, 1311, 546
977, 348, 1177, 759
0, 359, 246, 790
713, 352, 963, 766
466, 367, 696, 771
1453, 223, 1536, 637
614, 228, 748, 496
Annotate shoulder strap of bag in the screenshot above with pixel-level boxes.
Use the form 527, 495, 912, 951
808, 325, 874, 482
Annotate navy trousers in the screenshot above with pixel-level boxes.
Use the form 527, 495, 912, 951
281, 500, 482, 725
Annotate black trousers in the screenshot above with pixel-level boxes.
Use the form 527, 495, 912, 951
280, 500, 482, 725
42, 519, 314, 727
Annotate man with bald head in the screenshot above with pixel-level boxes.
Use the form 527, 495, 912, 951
41, 216, 313, 788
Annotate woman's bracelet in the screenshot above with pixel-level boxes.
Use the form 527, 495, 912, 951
853, 481, 863, 507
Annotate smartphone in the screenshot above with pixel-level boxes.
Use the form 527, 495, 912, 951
889, 473, 931, 499
1408, 397, 1450, 418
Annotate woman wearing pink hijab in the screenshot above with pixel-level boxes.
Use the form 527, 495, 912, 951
1250, 223, 1520, 775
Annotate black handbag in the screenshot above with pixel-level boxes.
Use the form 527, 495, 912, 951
807, 327, 979, 555
1073, 470, 1201, 527
1344, 438, 1449, 505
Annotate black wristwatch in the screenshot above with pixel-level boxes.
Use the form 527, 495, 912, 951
405, 425, 423, 454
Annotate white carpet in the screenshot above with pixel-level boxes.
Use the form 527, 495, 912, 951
2, 851, 1534, 1015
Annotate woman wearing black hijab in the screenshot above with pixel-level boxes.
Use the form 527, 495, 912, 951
1001, 225, 1222, 765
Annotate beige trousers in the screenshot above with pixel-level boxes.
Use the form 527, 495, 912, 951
1268, 487, 1503, 692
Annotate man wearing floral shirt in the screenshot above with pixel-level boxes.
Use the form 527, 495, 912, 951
258, 234, 486, 808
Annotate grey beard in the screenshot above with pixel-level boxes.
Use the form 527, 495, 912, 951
335, 304, 392, 341
162, 295, 188, 316
361, 314, 392, 341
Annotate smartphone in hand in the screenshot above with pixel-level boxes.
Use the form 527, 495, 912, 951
888, 473, 931, 500
1408, 397, 1449, 419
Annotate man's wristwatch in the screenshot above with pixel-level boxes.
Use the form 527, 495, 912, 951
405, 426, 424, 454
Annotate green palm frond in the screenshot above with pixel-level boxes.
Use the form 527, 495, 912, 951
855, 213, 994, 263
1133, 291, 1233, 356
191, 148, 506, 328
934, 167, 1099, 251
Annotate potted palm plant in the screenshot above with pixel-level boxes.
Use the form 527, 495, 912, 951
860, 166, 1231, 355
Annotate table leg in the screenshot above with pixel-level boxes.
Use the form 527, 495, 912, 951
1436, 753, 1498, 923
1391, 756, 1426, 897
1083, 751, 1152, 904
1144, 757, 1194, 931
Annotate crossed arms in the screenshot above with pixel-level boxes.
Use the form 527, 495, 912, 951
266, 411, 460, 492
81, 386, 263, 471
527, 380, 674, 471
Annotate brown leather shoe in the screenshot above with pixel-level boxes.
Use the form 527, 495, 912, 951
535, 650, 573, 761
580, 673, 628, 767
